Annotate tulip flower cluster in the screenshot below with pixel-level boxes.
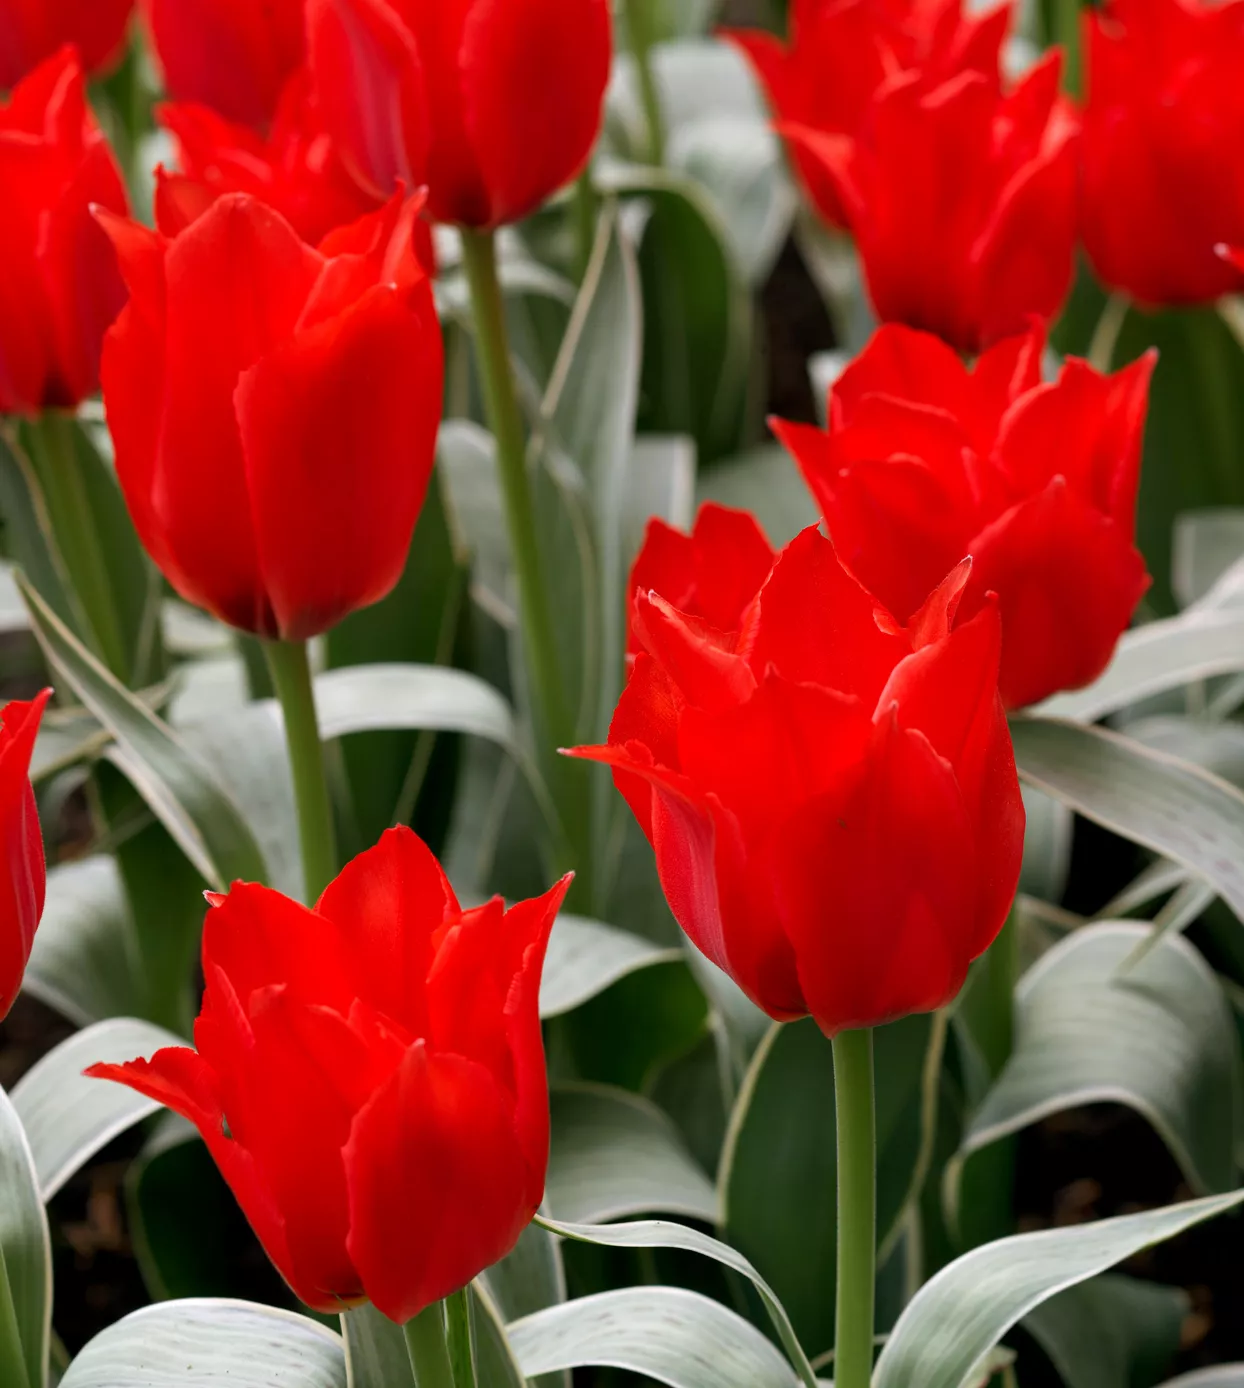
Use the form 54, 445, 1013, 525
3, 0, 1244, 1385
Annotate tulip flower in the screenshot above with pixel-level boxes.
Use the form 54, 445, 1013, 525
157, 75, 387, 246
97, 188, 443, 640
0, 0, 133, 88
305, 0, 612, 227
140, 0, 305, 130
777, 323, 1153, 710
0, 48, 129, 416
89, 828, 571, 1322
1, 690, 51, 1022
787, 52, 1079, 353
724, 0, 1010, 230
1081, 0, 1244, 306
571, 518, 1024, 1036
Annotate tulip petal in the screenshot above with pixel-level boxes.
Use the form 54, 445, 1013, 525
775, 714, 979, 1035
345, 1042, 534, 1324
967, 478, 1151, 709
632, 591, 757, 711
236, 277, 442, 641
315, 826, 459, 1039
0, 691, 51, 1019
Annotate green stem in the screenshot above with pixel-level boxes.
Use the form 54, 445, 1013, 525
1087, 293, 1130, 374
264, 639, 337, 902
26, 411, 131, 681
625, 0, 666, 165
572, 169, 598, 281
444, 1289, 479, 1388
832, 1027, 876, 1388
404, 1304, 455, 1388
1052, 0, 1082, 97
968, 904, 1019, 1079
458, 227, 587, 890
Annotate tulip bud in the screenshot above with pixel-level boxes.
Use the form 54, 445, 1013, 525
1081, 0, 1244, 306
572, 516, 1025, 1037
1, 691, 51, 1022
98, 189, 443, 640
89, 828, 572, 1323
776, 321, 1153, 710
0, 49, 128, 416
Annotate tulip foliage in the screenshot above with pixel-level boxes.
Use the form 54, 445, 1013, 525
4, 0, 1244, 1386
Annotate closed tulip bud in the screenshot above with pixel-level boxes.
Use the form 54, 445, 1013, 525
571, 517, 1024, 1037
0, 49, 129, 415
98, 188, 443, 640
776, 323, 1154, 710
724, 0, 1010, 231
1, 690, 51, 1022
788, 52, 1079, 354
89, 828, 572, 1323
0, 0, 133, 88
140, 0, 306, 130
305, 0, 612, 228
1081, 0, 1244, 306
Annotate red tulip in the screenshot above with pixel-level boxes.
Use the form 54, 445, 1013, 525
157, 75, 387, 246
627, 504, 776, 656
787, 52, 1079, 354
305, 0, 612, 227
724, 0, 1010, 230
141, 0, 305, 130
0, 0, 133, 88
88, 828, 571, 1322
0, 49, 128, 415
775, 323, 1153, 710
1081, 0, 1244, 306
1, 690, 51, 1022
98, 188, 444, 640
571, 517, 1024, 1036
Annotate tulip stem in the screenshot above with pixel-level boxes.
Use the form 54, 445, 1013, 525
24, 411, 131, 683
966, 902, 1019, 1078
625, 0, 666, 165
832, 1027, 876, 1388
264, 639, 337, 903
458, 226, 586, 889
404, 1303, 455, 1388
444, 1289, 479, 1388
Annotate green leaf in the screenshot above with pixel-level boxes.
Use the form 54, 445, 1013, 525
1172, 509, 1244, 608
22, 858, 145, 1026
1039, 609, 1244, 723
314, 664, 518, 747
545, 1084, 716, 1224
1161, 1372, 1244, 1387
472, 1284, 528, 1388
697, 444, 818, 547
537, 1216, 817, 1388
719, 1013, 941, 1357
0, 1087, 50, 1388
957, 923, 1242, 1198
872, 1191, 1244, 1388
19, 575, 266, 891
1011, 717, 1244, 927
0, 563, 27, 634
541, 910, 680, 1021
0, 425, 82, 639
1019, 785, 1074, 904
1022, 1275, 1186, 1388
11, 1019, 181, 1202
507, 1287, 799, 1388
341, 1303, 413, 1388
58, 1301, 346, 1387
29, 709, 108, 785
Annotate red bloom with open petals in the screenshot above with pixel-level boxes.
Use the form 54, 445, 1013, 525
1, 691, 50, 1022
573, 515, 1024, 1036
0, 49, 128, 415
141, 0, 306, 130
98, 189, 443, 640
0, 0, 133, 88
724, 0, 1010, 229
776, 323, 1153, 710
305, 0, 612, 227
157, 75, 387, 246
1082, 0, 1244, 306
789, 52, 1079, 353
88, 829, 570, 1323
